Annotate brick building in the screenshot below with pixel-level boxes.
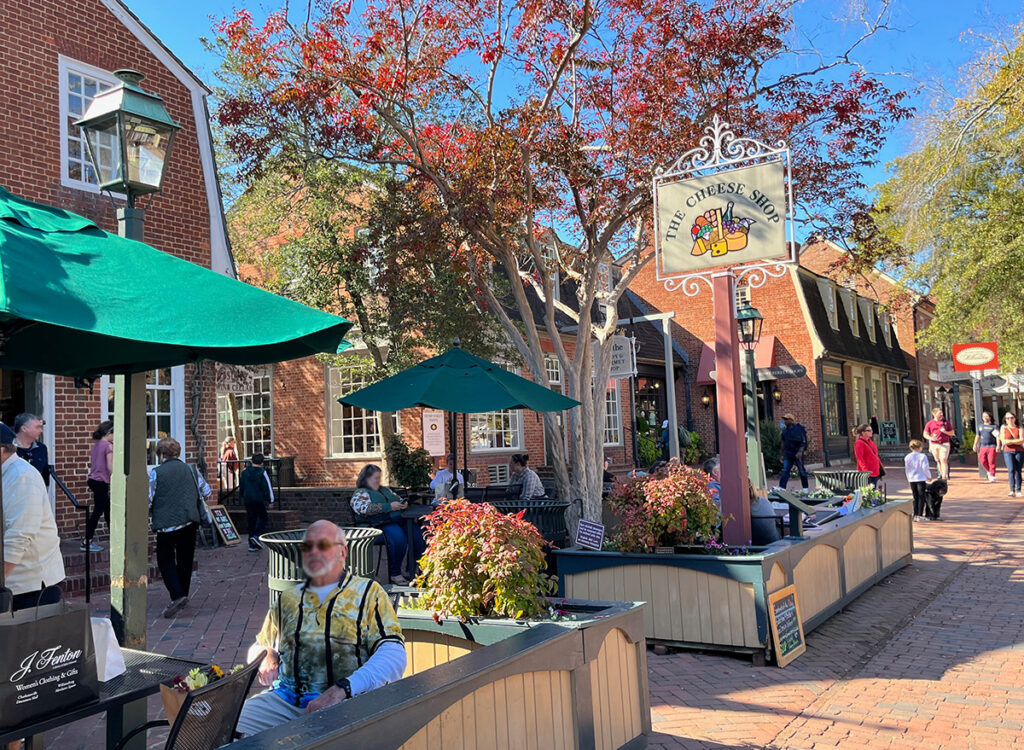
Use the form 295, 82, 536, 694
632, 246, 918, 468
0, 0, 231, 536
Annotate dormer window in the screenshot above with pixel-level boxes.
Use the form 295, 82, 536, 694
817, 278, 839, 330
858, 298, 876, 342
838, 287, 857, 337
880, 309, 892, 348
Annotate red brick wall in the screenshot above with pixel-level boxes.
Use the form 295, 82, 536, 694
0, 1, 220, 534
270, 342, 639, 488
631, 262, 826, 464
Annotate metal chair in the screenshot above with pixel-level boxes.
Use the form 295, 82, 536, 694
112, 651, 265, 750
490, 498, 571, 545
813, 470, 871, 494
260, 527, 384, 606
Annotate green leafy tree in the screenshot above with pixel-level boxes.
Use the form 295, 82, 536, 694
868, 30, 1024, 365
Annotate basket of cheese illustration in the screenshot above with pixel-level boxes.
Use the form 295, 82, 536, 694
690, 201, 756, 257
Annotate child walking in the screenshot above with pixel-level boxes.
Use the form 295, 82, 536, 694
904, 439, 932, 521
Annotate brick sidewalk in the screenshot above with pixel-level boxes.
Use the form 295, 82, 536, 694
38, 462, 1024, 748
649, 462, 1024, 749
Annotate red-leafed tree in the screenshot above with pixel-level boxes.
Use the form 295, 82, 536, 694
215, 0, 909, 525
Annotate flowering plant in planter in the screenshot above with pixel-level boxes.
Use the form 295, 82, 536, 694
608, 463, 721, 552
169, 664, 243, 693
414, 499, 557, 621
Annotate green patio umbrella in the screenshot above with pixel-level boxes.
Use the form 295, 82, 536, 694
0, 187, 353, 608
0, 187, 352, 376
338, 344, 580, 496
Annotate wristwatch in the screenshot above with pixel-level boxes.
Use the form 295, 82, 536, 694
335, 677, 352, 700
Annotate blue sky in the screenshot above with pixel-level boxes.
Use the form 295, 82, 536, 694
127, 0, 1022, 191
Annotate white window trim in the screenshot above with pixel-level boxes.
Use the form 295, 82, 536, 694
323, 362, 398, 460
604, 386, 623, 447
100, 366, 186, 469
58, 56, 122, 195
469, 410, 524, 454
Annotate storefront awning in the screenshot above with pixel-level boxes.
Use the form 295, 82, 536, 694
696, 335, 776, 385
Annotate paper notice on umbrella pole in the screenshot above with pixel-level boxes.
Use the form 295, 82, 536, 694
423, 411, 446, 456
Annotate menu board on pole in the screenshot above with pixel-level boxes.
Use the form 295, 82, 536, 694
422, 411, 446, 456
768, 584, 805, 667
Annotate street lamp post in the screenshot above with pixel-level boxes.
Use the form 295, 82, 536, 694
736, 301, 765, 488
76, 70, 180, 656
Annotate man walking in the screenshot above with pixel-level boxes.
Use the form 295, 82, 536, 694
240, 453, 274, 551
13, 412, 49, 487
778, 413, 810, 490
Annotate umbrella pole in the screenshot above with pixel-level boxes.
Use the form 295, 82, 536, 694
462, 413, 468, 488
448, 411, 459, 498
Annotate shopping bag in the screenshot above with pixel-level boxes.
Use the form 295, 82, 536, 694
0, 590, 99, 729
90, 617, 126, 682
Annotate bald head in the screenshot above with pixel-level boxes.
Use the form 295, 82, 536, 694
301, 520, 348, 585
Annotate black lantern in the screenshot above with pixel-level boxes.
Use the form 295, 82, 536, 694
736, 301, 764, 350
772, 386, 782, 403
701, 391, 712, 408
74, 70, 181, 204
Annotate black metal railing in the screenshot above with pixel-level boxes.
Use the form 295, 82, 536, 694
216, 459, 283, 508
50, 465, 93, 602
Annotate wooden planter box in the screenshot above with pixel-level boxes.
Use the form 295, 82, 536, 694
554, 499, 913, 659
231, 599, 650, 750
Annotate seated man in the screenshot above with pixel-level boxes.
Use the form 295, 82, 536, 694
236, 520, 407, 736
429, 452, 464, 503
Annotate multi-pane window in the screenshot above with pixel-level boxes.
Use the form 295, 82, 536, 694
735, 285, 751, 308
545, 355, 562, 389
852, 375, 865, 424
61, 60, 117, 189
103, 368, 180, 467
604, 387, 622, 445
217, 366, 273, 460
470, 364, 522, 451
326, 361, 397, 456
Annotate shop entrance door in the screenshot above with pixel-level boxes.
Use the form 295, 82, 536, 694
0, 369, 26, 426
823, 379, 849, 461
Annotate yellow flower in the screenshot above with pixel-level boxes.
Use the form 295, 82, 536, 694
210, 664, 224, 678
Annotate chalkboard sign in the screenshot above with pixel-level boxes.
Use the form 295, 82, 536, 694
575, 520, 605, 551
209, 504, 241, 546
879, 421, 899, 445
767, 585, 805, 667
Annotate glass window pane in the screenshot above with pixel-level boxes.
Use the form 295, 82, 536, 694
157, 389, 171, 413
158, 415, 171, 437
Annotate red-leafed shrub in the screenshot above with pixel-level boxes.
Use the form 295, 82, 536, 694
609, 463, 721, 552
414, 499, 556, 621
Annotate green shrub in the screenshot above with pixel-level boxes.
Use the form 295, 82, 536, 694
637, 432, 660, 467
415, 499, 556, 620
384, 434, 434, 488
961, 428, 976, 454
681, 429, 706, 465
760, 421, 783, 474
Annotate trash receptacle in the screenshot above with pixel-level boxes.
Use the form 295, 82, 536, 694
261, 527, 383, 607
277, 455, 296, 487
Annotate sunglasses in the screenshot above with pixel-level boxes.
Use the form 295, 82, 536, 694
299, 539, 343, 553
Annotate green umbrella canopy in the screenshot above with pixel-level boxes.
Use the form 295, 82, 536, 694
338, 346, 581, 414
0, 187, 352, 376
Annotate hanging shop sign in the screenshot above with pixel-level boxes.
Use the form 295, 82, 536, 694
594, 336, 638, 380
952, 342, 999, 373
657, 160, 789, 275
422, 410, 446, 456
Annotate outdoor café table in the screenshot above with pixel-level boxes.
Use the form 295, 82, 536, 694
0, 648, 202, 750
401, 503, 435, 578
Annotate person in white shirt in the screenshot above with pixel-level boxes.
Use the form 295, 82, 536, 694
904, 439, 932, 521
1, 422, 65, 611
429, 453, 464, 503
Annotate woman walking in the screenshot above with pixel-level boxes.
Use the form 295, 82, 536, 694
999, 413, 1024, 498
924, 408, 955, 482
149, 437, 211, 618
83, 420, 113, 552
973, 411, 1000, 483
853, 424, 883, 489
220, 436, 239, 490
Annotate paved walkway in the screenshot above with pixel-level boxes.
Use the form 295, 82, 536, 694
38, 462, 1024, 748
649, 463, 1024, 749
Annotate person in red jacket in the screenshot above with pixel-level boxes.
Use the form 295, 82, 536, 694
853, 423, 883, 488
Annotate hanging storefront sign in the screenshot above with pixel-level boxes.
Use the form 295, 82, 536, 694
952, 342, 999, 372
422, 410, 446, 456
594, 336, 637, 380
215, 362, 259, 393
656, 160, 789, 275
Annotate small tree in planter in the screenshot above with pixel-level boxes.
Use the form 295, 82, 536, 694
608, 463, 722, 552
414, 499, 557, 620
